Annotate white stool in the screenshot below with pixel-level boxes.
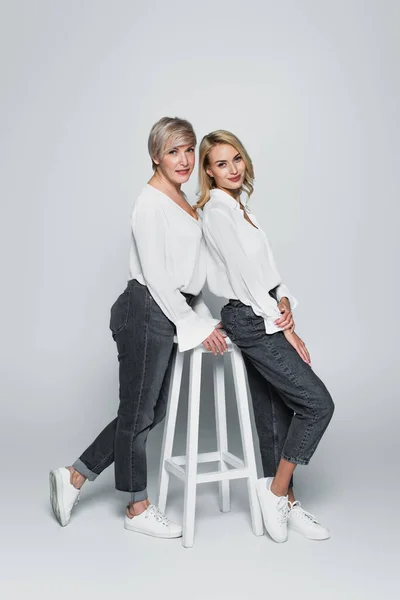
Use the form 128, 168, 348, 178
157, 336, 264, 548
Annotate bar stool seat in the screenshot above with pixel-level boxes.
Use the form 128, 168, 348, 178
157, 335, 264, 548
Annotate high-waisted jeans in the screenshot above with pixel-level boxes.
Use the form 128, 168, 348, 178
220, 300, 334, 485
73, 279, 194, 501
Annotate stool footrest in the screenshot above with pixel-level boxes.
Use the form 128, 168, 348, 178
221, 451, 245, 469
164, 459, 185, 481
196, 468, 249, 484
172, 451, 221, 466
164, 450, 248, 485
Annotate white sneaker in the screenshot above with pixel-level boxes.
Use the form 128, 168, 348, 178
124, 504, 182, 539
288, 501, 331, 540
49, 467, 81, 527
256, 477, 289, 543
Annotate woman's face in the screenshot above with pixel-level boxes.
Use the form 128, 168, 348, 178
206, 143, 245, 195
155, 143, 195, 184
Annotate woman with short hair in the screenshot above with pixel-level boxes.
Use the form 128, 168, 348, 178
198, 130, 334, 543
49, 117, 227, 538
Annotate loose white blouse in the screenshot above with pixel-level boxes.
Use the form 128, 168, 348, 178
202, 188, 298, 335
130, 184, 219, 351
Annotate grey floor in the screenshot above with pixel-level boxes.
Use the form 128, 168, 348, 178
2, 385, 397, 600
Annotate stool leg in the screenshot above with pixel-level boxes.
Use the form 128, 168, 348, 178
182, 347, 202, 548
213, 357, 230, 513
230, 346, 264, 537
157, 348, 184, 513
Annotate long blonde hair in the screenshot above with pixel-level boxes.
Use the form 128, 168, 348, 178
196, 130, 254, 209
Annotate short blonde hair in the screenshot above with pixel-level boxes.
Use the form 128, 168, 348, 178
148, 117, 197, 171
196, 130, 254, 209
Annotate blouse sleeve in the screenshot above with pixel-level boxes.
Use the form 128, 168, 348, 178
191, 291, 220, 325
132, 197, 215, 351
203, 208, 282, 320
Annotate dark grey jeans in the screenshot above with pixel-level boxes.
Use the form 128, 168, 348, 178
73, 279, 194, 501
221, 300, 334, 484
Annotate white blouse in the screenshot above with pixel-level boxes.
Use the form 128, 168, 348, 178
130, 184, 219, 351
202, 188, 298, 335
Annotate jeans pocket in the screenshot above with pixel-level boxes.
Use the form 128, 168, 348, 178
148, 296, 175, 337
221, 305, 236, 340
109, 288, 131, 336
250, 312, 265, 333
232, 305, 264, 340
235, 305, 253, 328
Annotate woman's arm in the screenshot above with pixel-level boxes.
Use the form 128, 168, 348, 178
132, 197, 216, 351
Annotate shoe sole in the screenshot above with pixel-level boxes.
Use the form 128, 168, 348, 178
124, 521, 182, 539
288, 523, 331, 540
49, 469, 68, 527
256, 480, 287, 543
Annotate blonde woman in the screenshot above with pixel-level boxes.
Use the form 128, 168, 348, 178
198, 130, 334, 543
49, 118, 227, 538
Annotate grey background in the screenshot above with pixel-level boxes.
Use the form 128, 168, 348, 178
1, 0, 399, 598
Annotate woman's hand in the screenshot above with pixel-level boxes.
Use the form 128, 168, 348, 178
275, 297, 295, 333
202, 322, 228, 355
283, 330, 311, 365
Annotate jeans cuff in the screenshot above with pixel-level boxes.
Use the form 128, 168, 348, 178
72, 459, 99, 481
130, 488, 148, 502
281, 453, 310, 466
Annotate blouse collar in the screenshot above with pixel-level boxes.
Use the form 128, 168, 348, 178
209, 187, 242, 210
209, 187, 252, 212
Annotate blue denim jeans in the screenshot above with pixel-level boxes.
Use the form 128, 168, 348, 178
220, 300, 334, 484
73, 279, 194, 501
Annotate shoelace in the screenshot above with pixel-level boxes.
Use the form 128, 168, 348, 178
276, 496, 290, 524
289, 501, 319, 523
147, 505, 172, 526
